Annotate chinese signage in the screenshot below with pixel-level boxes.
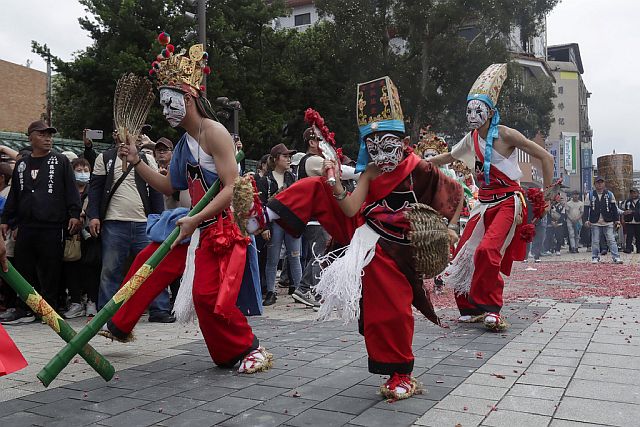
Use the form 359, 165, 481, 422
563, 132, 578, 174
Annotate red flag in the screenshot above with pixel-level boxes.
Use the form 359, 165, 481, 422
0, 324, 28, 376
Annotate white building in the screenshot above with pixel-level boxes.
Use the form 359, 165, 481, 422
273, 0, 321, 31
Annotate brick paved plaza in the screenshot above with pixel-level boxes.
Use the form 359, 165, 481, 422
1, 253, 639, 426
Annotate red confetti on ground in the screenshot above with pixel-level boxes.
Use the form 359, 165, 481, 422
429, 260, 640, 309
491, 373, 506, 379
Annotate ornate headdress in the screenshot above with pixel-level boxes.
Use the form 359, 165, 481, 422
451, 160, 472, 176
468, 63, 507, 185
148, 31, 211, 97
414, 126, 448, 158
355, 76, 405, 172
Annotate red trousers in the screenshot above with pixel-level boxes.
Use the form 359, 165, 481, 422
455, 197, 517, 315
272, 177, 415, 374
109, 225, 257, 367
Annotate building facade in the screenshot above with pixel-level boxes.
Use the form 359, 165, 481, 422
0, 59, 47, 133
547, 43, 593, 195
274, 0, 320, 30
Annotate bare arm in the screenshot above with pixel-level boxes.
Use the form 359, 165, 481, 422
121, 136, 174, 195
328, 161, 379, 217
428, 152, 455, 167
0, 145, 18, 160
501, 126, 554, 190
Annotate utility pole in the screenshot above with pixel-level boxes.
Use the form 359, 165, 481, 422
46, 50, 52, 125
198, 0, 207, 95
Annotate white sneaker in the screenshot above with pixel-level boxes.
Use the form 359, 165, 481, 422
86, 301, 97, 317
591, 258, 600, 264
63, 303, 85, 319
238, 347, 273, 374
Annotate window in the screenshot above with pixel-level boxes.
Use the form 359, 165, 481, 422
558, 102, 564, 110
559, 118, 565, 125
558, 86, 563, 94
294, 13, 311, 26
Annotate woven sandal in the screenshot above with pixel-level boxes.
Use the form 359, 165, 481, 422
238, 347, 273, 374
458, 314, 485, 323
379, 373, 418, 400
483, 313, 508, 331
97, 328, 135, 343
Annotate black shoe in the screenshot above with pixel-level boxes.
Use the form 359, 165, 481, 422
624, 250, 632, 254
263, 292, 277, 306
288, 286, 296, 295
149, 312, 176, 323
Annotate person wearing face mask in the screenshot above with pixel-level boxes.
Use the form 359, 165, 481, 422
240, 79, 464, 400
100, 35, 269, 375
428, 64, 555, 331
62, 158, 100, 318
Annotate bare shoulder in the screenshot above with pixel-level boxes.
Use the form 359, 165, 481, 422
201, 119, 234, 155
498, 125, 525, 146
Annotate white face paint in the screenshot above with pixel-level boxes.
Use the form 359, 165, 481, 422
422, 148, 439, 160
466, 99, 490, 130
365, 132, 404, 173
159, 88, 187, 128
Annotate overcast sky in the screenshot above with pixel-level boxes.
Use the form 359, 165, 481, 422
1, 0, 638, 167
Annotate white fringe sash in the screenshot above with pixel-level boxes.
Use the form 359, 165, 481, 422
173, 228, 200, 324
314, 223, 379, 324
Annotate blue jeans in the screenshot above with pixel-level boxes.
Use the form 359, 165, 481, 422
264, 222, 302, 293
98, 221, 170, 313
591, 224, 620, 260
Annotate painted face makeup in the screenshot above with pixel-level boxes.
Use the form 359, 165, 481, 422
466, 99, 490, 130
365, 132, 404, 173
159, 88, 187, 128
422, 148, 439, 160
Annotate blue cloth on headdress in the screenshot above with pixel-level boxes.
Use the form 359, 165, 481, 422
355, 119, 405, 173
467, 94, 499, 185
146, 208, 191, 244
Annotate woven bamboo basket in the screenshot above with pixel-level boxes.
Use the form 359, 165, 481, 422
405, 203, 450, 278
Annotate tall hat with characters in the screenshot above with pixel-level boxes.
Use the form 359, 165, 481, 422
414, 126, 448, 158
355, 76, 405, 172
468, 63, 507, 184
148, 31, 211, 97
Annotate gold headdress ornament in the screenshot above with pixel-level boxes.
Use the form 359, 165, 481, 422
148, 32, 210, 97
467, 63, 507, 108
414, 126, 448, 158
451, 160, 472, 176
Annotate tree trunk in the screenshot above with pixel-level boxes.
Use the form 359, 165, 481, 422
412, 30, 430, 142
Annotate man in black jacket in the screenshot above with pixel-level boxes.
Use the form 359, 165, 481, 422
622, 187, 640, 253
583, 176, 622, 264
0, 121, 81, 324
87, 141, 171, 321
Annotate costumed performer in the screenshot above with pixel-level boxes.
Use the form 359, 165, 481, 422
428, 64, 555, 331
101, 33, 270, 374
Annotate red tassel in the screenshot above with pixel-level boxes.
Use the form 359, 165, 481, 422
156, 54, 164, 62
166, 44, 175, 53
161, 49, 171, 58
202, 66, 211, 75
157, 32, 170, 46
200, 85, 206, 91
148, 69, 156, 76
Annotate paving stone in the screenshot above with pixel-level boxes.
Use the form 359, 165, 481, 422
45, 410, 111, 427
260, 374, 315, 389
496, 395, 558, 416
255, 395, 317, 417
198, 396, 262, 415
98, 408, 170, 426
440, 354, 488, 368
465, 373, 519, 388
586, 342, 640, 356
286, 407, 354, 427
349, 407, 418, 427
20, 386, 82, 404
516, 372, 572, 388
281, 384, 341, 401
62, 377, 118, 392
426, 363, 476, 377
565, 378, 640, 404
549, 419, 608, 427
434, 394, 496, 415
158, 408, 231, 426
555, 396, 640, 426
140, 395, 207, 415
482, 408, 551, 426
125, 385, 182, 401
231, 384, 290, 401
525, 364, 575, 377
0, 398, 40, 417
581, 352, 640, 370
372, 394, 436, 414
533, 355, 581, 368
285, 366, 334, 379
505, 384, 564, 401
179, 385, 236, 402
178, 373, 259, 390
305, 369, 370, 389
25, 396, 93, 417
0, 410, 54, 427
417, 372, 467, 388
81, 396, 149, 415
414, 384, 455, 402
314, 395, 378, 415
415, 407, 484, 427
68, 386, 129, 404
573, 364, 640, 385
450, 383, 509, 401
338, 384, 381, 400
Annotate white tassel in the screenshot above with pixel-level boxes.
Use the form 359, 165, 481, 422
173, 228, 200, 324
314, 224, 379, 324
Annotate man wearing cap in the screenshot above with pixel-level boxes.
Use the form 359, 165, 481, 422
0, 121, 82, 324
429, 64, 555, 331
622, 188, 640, 253
583, 176, 622, 263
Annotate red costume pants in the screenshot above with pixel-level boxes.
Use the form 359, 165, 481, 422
108, 225, 258, 367
270, 177, 416, 375
455, 197, 517, 315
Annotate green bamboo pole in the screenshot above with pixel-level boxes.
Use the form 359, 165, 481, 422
37, 151, 245, 387
0, 263, 115, 382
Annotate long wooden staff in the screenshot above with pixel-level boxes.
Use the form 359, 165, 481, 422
0, 264, 115, 382
37, 151, 244, 387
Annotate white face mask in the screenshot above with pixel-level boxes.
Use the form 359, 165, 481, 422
365, 132, 404, 173
159, 89, 187, 128
74, 171, 90, 184
466, 99, 490, 130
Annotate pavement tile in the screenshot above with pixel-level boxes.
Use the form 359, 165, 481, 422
450, 383, 509, 401
586, 342, 640, 356
554, 396, 640, 426
140, 395, 207, 415
281, 384, 341, 401
231, 384, 291, 401
179, 385, 236, 402
415, 407, 484, 427
349, 407, 418, 427
516, 372, 572, 388
525, 364, 575, 377
434, 394, 497, 415
45, 410, 111, 427
533, 355, 581, 368
372, 394, 436, 414
549, 420, 608, 427
338, 384, 381, 400
565, 378, 640, 404
417, 372, 467, 388
496, 395, 558, 416
314, 395, 378, 415
125, 385, 182, 401
260, 374, 315, 389
482, 409, 550, 427
81, 396, 149, 415
158, 409, 231, 426
20, 386, 82, 404
97, 408, 170, 426
0, 410, 54, 427
573, 364, 640, 385
305, 369, 370, 389
198, 396, 263, 415
581, 352, 640, 370
256, 395, 317, 416
465, 372, 519, 388
426, 363, 476, 377
75, 386, 133, 403
284, 408, 353, 427
0, 398, 40, 417
507, 384, 565, 401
